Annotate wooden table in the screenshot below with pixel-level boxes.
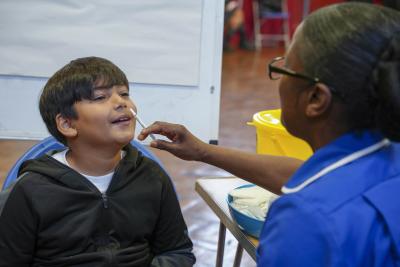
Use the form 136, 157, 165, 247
195, 177, 261, 267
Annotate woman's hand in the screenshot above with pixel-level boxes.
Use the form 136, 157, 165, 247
138, 121, 302, 194
137, 121, 209, 161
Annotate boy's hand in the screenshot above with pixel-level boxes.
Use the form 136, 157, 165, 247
138, 121, 208, 161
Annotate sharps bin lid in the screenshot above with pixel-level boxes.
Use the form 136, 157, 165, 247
250, 109, 285, 132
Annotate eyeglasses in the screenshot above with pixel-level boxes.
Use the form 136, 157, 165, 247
268, 56, 320, 83
268, 56, 344, 99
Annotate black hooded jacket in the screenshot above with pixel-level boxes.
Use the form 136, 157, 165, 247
0, 144, 195, 267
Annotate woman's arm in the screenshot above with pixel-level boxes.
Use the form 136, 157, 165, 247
199, 144, 302, 194
138, 122, 303, 194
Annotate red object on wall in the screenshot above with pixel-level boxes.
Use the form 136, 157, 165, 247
242, 0, 255, 41
287, 0, 345, 39
241, 0, 383, 47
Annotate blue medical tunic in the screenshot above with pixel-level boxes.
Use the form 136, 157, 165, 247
257, 131, 400, 266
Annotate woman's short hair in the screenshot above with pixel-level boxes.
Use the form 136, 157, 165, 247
297, 3, 400, 141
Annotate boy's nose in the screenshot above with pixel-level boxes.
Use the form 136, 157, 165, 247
112, 94, 127, 109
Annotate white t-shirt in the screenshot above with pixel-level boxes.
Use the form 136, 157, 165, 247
52, 149, 117, 193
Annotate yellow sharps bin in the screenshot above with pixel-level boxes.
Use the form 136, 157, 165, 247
248, 109, 313, 160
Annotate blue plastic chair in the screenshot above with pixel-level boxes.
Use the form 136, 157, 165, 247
2, 136, 165, 190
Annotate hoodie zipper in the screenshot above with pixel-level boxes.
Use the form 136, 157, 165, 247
107, 248, 116, 266
101, 193, 109, 209
101, 163, 121, 209
47, 151, 121, 265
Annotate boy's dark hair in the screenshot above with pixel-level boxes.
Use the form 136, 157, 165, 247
39, 56, 129, 145
297, 3, 400, 141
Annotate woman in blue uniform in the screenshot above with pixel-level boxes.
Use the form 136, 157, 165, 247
138, 2, 400, 266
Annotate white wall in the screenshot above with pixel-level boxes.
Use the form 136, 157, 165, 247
0, 0, 224, 143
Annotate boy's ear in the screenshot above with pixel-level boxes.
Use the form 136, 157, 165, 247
55, 114, 77, 138
304, 83, 332, 118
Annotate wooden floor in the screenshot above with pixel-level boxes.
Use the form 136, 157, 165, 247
0, 46, 284, 267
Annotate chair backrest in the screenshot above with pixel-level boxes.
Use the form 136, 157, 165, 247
252, 0, 290, 49
2, 136, 165, 190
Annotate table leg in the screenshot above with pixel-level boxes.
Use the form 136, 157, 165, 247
232, 244, 243, 267
216, 222, 226, 267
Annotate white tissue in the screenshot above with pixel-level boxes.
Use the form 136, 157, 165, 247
230, 185, 278, 220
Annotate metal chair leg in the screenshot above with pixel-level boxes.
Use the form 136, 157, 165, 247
233, 244, 243, 267
216, 222, 226, 267
282, 0, 290, 49
252, 0, 262, 50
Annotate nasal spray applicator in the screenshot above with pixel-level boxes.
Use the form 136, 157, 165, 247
130, 108, 156, 141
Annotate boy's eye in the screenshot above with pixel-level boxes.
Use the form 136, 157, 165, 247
120, 92, 130, 97
93, 95, 106, 101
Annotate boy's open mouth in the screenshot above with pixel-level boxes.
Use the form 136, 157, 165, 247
111, 116, 131, 124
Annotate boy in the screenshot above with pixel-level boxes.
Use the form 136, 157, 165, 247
0, 57, 195, 266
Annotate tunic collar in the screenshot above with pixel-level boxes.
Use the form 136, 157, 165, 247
283, 130, 386, 192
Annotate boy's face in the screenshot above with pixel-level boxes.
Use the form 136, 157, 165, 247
69, 85, 136, 148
